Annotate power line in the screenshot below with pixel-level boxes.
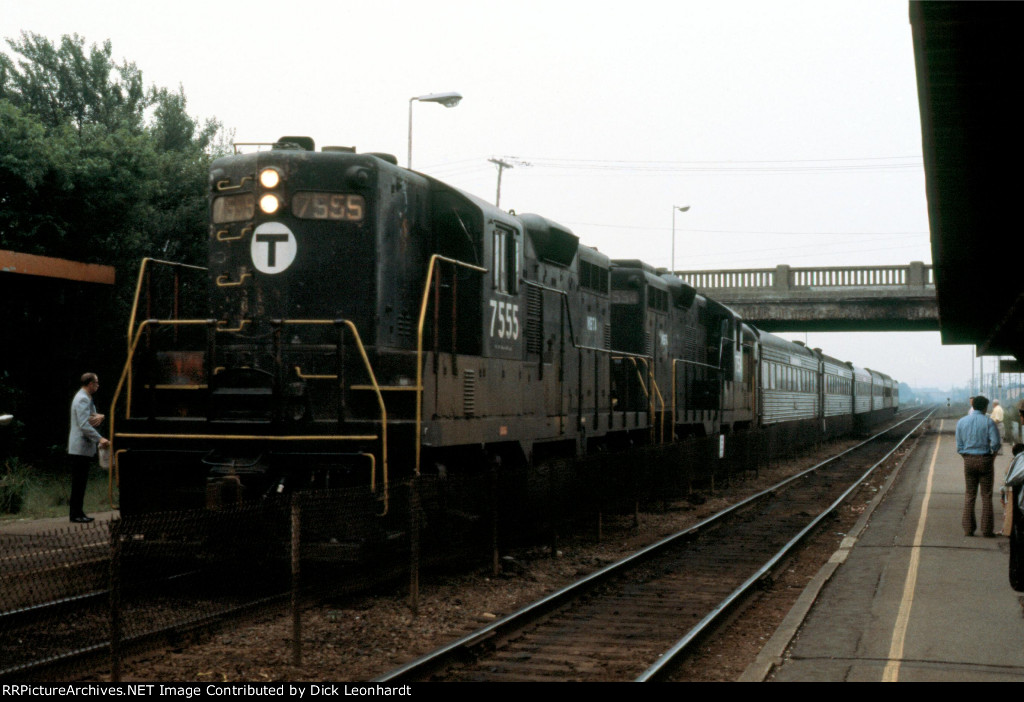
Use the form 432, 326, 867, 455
498, 155, 921, 174
423, 154, 923, 176
565, 221, 927, 237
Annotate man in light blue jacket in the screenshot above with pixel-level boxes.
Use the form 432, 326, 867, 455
67, 372, 109, 523
956, 395, 1002, 537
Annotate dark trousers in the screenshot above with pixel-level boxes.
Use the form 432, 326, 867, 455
1012, 498, 1024, 591
69, 454, 91, 518
962, 454, 995, 536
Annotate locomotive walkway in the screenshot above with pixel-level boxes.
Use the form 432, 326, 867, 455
677, 262, 937, 332
745, 417, 1024, 682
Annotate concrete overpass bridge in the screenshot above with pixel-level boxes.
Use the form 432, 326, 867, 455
676, 261, 937, 332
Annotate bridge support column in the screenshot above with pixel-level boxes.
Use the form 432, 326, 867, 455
909, 261, 926, 287
773, 265, 791, 292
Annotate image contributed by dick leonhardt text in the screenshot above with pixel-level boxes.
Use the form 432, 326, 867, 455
1, 684, 414, 698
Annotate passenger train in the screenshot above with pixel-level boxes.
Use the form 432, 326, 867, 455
110, 136, 898, 513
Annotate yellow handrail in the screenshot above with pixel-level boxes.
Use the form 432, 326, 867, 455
109, 319, 213, 505
215, 175, 253, 191
670, 355, 726, 436
619, 356, 665, 443
115, 433, 380, 440
280, 319, 390, 500
525, 280, 661, 437
109, 317, 390, 511
216, 225, 252, 242
216, 319, 251, 333
126, 257, 208, 351
125, 258, 208, 415
415, 255, 488, 476
216, 272, 251, 288
638, 360, 663, 442
294, 366, 337, 380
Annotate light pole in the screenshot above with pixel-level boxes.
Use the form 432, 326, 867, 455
671, 204, 690, 275
407, 92, 463, 169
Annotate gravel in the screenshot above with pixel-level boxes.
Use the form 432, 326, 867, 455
94, 436, 906, 682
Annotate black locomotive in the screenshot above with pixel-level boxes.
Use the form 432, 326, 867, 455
110, 136, 897, 513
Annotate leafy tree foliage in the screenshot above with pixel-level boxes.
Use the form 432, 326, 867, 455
0, 33, 227, 454
2, 33, 146, 133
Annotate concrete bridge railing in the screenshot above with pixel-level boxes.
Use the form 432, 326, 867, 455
674, 262, 937, 332
676, 262, 934, 292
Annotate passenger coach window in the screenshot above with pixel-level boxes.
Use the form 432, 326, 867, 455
493, 225, 519, 294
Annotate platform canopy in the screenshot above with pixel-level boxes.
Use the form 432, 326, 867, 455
910, 1, 1024, 359
0, 249, 115, 285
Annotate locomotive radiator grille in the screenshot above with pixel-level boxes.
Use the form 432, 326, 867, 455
684, 325, 698, 358
525, 286, 543, 355
396, 312, 414, 341
463, 369, 477, 416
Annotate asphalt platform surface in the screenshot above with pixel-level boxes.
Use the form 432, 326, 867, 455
745, 418, 1024, 682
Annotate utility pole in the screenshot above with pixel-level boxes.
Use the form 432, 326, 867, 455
489, 157, 530, 208
489, 158, 514, 208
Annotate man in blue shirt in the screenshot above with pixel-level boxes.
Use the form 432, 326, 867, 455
956, 395, 1002, 537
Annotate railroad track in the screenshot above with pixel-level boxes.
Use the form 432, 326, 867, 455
375, 409, 932, 682
0, 526, 284, 681
0, 565, 294, 682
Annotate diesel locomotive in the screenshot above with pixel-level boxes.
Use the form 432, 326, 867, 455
110, 136, 898, 513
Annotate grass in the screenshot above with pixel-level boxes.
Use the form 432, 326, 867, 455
0, 458, 117, 521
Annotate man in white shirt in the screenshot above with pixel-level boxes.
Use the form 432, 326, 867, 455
67, 373, 109, 523
990, 400, 1006, 442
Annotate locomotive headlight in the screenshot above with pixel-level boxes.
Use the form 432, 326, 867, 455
259, 168, 281, 189
259, 194, 281, 214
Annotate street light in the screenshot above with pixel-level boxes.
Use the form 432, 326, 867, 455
671, 204, 691, 275
407, 91, 463, 169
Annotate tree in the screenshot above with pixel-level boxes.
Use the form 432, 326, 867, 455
2, 32, 146, 133
0, 33, 226, 454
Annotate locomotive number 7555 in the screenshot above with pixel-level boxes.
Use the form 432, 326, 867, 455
489, 300, 520, 340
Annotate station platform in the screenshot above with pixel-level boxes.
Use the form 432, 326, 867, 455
0, 510, 119, 536
745, 418, 1024, 682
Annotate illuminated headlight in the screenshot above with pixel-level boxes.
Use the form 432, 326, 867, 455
259, 168, 281, 189
259, 194, 281, 214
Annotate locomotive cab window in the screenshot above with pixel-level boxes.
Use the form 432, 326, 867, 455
492, 225, 520, 294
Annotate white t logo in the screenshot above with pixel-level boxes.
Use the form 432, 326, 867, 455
251, 222, 297, 274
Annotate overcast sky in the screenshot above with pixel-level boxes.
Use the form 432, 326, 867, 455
3, 0, 992, 392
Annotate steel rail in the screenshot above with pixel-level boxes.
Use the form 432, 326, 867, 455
0, 589, 108, 630
374, 407, 932, 683
0, 590, 288, 681
0, 564, 207, 633
635, 406, 934, 681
